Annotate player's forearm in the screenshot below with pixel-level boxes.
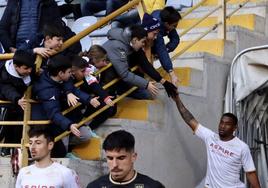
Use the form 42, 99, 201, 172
247, 171, 261, 188
174, 95, 198, 131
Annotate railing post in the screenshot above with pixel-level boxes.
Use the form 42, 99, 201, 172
21, 87, 32, 167
137, 0, 146, 19
217, 0, 226, 39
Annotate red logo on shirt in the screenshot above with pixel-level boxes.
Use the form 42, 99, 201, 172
210, 143, 234, 157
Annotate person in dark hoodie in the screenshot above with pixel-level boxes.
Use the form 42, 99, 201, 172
32, 54, 98, 157
0, 50, 36, 156
102, 25, 177, 99
150, 6, 182, 86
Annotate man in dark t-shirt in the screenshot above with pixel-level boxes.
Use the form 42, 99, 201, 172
87, 130, 165, 188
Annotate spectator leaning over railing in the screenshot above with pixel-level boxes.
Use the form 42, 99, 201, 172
71, 55, 116, 134
0, 50, 36, 157
19, 22, 81, 62
32, 54, 98, 158
0, 0, 62, 53
83, 45, 118, 100
147, 6, 182, 86
102, 25, 177, 99
16, 126, 80, 188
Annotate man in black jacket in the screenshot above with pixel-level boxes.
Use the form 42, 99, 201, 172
87, 130, 165, 188
0, 0, 81, 54
0, 50, 36, 156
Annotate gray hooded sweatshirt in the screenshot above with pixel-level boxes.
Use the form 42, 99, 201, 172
102, 28, 148, 89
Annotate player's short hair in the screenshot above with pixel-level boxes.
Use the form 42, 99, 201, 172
28, 126, 55, 143
222, 113, 238, 126
103, 130, 135, 152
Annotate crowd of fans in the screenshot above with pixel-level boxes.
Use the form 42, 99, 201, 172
0, 0, 181, 158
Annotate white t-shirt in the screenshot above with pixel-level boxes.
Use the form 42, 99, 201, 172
195, 124, 256, 188
16, 162, 80, 188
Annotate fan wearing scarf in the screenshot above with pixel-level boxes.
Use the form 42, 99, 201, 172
0, 50, 36, 156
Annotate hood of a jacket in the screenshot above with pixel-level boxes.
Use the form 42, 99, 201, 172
33, 70, 61, 96
107, 28, 132, 46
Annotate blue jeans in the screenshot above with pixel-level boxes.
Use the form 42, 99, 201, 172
82, 0, 128, 16
112, 9, 140, 28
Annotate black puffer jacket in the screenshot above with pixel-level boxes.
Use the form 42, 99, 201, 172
0, 0, 61, 52
0, 61, 29, 104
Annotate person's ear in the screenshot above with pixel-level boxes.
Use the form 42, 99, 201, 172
45, 36, 51, 41
48, 141, 54, 151
131, 37, 138, 44
131, 152, 137, 162
164, 22, 169, 27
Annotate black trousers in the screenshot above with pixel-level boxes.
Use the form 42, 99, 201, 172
83, 100, 116, 130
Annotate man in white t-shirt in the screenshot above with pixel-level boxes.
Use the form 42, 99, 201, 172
172, 94, 260, 188
16, 126, 80, 188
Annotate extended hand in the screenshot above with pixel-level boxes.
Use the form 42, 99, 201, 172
104, 96, 114, 107
163, 81, 178, 98
70, 124, 81, 137
90, 97, 100, 108
67, 93, 79, 107
147, 81, 159, 96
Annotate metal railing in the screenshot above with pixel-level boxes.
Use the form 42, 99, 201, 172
0, 0, 252, 167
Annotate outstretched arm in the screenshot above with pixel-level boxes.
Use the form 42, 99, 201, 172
172, 94, 199, 131
246, 171, 261, 188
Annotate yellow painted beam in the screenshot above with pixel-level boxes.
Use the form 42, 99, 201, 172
174, 39, 225, 56
72, 138, 102, 160
178, 14, 256, 31
203, 0, 260, 6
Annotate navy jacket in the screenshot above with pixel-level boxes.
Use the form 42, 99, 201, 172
151, 10, 180, 72
0, 0, 61, 52
19, 22, 82, 57
33, 71, 91, 131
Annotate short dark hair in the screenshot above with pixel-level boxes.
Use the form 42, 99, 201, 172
103, 130, 135, 152
71, 55, 88, 69
28, 126, 55, 143
129, 25, 147, 40
13, 50, 36, 68
42, 23, 64, 38
160, 6, 181, 24
47, 54, 72, 76
222, 113, 238, 126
